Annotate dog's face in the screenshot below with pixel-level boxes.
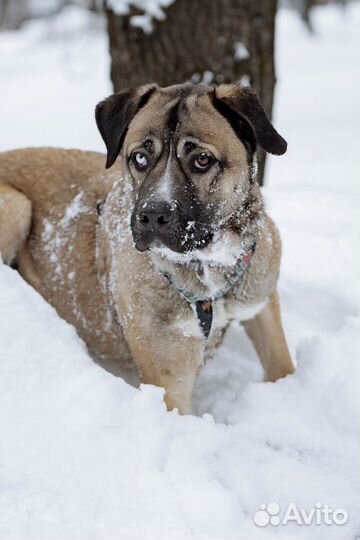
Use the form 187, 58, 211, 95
96, 83, 287, 255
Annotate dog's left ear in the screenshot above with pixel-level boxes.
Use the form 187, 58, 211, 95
95, 84, 157, 169
214, 84, 287, 155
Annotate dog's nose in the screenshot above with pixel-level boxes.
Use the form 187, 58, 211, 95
138, 202, 174, 231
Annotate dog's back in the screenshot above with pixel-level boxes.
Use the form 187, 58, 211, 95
0, 148, 102, 262
0, 148, 106, 200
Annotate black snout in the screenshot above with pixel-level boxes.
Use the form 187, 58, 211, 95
138, 202, 174, 232
132, 198, 212, 254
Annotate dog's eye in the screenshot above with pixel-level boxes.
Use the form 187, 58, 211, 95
132, 152, 149, 171
193, 152, 214, 172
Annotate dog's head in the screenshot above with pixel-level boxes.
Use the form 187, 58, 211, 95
96, 83, 286, 255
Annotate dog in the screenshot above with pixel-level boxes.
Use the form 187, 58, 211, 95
0, 83, 295, 414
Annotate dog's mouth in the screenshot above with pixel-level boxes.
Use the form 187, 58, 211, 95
131, 222, 213, 255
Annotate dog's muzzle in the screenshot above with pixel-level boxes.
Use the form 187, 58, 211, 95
131, 201, 177, 252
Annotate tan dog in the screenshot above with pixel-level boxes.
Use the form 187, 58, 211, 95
0, 83, 295, 414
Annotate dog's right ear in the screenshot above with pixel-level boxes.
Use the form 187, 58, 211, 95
95, 84, 157, 169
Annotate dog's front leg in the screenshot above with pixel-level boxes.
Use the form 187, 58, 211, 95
242, 291, 295, 382
123, 316, 204, 414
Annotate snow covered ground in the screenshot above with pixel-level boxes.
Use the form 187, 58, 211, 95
1, 3, 360, 539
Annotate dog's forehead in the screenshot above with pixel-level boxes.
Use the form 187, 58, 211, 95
126, 86, 239, 148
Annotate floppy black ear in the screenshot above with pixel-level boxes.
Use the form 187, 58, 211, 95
214, 84, 287, 155
95, 84, 157, 169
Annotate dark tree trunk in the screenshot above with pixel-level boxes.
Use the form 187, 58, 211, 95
106, 0, 278, 185
0, 0, 28, 30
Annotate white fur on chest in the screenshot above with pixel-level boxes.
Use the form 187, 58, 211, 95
225, 299, 267, 321
212, 298, 267, 334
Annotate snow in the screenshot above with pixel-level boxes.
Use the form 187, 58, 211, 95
62, 192, 89, 226
0, 6, 111, 151
234, 41, 250, 61
107, 0, 175, 33
1, 3, 360, 539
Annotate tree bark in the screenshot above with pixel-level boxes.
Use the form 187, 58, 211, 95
106, 0, 278, 185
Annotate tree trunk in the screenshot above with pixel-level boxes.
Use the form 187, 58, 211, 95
0, 0, 28, 30
106, 0, 278, 185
